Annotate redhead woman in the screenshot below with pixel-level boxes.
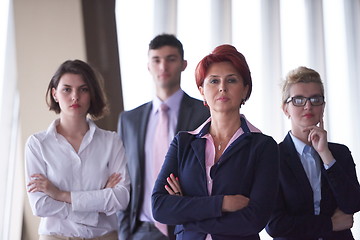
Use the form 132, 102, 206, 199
266, 66, 360, 240
152, 45, 279, 240
25, 60, 130, 240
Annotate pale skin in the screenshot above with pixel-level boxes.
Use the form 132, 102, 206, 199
147, 46, 187, 101
165, 62, 250, 212
283, 82, 353, 231
27, 73, 121, 203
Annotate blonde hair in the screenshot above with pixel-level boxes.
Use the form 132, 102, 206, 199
281, 66, 324, 104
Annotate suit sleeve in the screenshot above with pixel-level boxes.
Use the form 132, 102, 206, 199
266, 143, 360, 238
152, 135, 225, 224
116, 113, 132, 240
153, 135, 280, 237
323, 145, 360, 213
182, 137, 280, 236
266, 184, 333, 238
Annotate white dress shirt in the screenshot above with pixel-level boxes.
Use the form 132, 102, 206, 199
25, 118, 130, 238
290, 132, 322, 215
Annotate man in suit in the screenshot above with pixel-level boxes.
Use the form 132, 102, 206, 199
117, 34, 210, 240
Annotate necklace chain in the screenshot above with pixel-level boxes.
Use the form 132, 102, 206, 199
212, 129, 238, 152
212, 134, 228, 152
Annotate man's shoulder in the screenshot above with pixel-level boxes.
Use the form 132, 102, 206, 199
181, 93, 208, 112
328, 142, 350, 156
120, 101, 152, 120
181, 92, 203, 104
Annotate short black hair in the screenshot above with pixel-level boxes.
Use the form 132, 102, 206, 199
149, 34, 184, 59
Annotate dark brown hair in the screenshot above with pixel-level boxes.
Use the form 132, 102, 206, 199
45, 59, 108, 120
149, 34, 185, 60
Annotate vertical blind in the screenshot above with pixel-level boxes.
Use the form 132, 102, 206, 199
116, 0, 360, 238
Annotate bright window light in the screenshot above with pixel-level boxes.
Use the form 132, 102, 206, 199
0, 0, 11, 238
115, 0, 155, 110
0, 0, 10, 114
177, 0, 212, 101
232, 0, 264, 130
323, 0, 350, 143
280, 0, 308, 73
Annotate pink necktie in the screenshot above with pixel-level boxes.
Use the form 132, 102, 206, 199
153, 103, 169, 236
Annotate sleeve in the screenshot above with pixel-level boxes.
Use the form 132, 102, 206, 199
25, 135, 98, 226
152, 135, 225, 225
152, 135, 280, 237
266, 184, 333, 238
265, 144, 358, 238
183, 137, 280, 236
71, 133, 130, 215
323, 145, 360, 213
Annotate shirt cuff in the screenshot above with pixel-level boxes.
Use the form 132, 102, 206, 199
69, 192, 99, 226
324, 159, 336, 170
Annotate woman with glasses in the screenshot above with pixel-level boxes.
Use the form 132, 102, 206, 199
266, 66, 360, 240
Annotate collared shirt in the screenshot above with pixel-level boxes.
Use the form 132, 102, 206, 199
189, 115, 262, 240
140, 89, 184, 222
25, 119, 130, 238
289, 132, 322, 215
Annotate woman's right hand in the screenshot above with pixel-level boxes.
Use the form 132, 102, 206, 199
331, 208, 354, 231
222, 195, 249, 212
165, 173, 183, 196
104, 173, 122, 189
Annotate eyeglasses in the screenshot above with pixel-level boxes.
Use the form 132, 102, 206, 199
286, 96, 325, 107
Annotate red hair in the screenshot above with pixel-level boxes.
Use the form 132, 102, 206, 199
195, 44, 252, 101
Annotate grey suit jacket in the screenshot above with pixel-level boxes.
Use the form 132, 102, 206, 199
117, 92, 210, 240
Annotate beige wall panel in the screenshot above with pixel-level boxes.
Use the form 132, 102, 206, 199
13, 0, 85, 239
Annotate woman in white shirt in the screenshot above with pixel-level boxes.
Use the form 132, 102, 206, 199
25, 59, 130, 240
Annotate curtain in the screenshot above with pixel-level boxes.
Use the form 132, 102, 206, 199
0, 0, 24, 239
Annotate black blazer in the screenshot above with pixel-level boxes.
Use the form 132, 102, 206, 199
152, 119, 280, 240
117, 93, 210, 240
266, 133, 360, 240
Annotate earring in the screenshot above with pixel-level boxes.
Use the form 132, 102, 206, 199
53, 96, 58, 102
203, 100, 208, 107
241, 99, 245, 105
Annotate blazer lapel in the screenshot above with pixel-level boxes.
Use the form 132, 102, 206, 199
219, 133, 251, 163
138, 102, 153, 171
176, 93, 193, 132
215, 117, 252, 165
190, 137, 207, 171
281, 133, 314, 202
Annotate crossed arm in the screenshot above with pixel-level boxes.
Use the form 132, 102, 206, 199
165, 173, 249, 213
27, 173, 122, 203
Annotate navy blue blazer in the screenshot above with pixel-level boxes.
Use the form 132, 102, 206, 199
152, 118, 279, 240
117, 93, 210, 240
266, 133, 360, 240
